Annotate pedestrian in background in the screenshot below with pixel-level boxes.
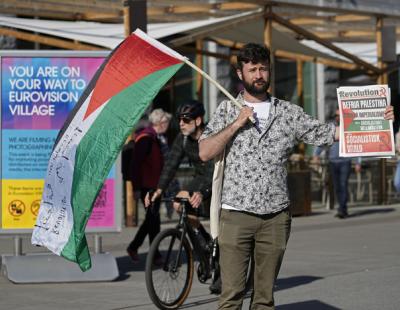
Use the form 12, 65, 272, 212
126, 108, 171, 263
313, 109, 361, 219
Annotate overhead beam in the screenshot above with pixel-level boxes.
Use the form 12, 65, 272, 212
209, 37, 357, 70
334, 14, 371, 22
177, 45, 232, 61
149, 1, 260, 13
312, 30, 373, 39
209, 37, 242, 48
289, 14, 372, 26
0, 0, 120, 14
149, 2, 260, 15
265, 0, 400, 19
313, 27, 400, 39
178, 42, 358, 72
289, 17, 326, 26
0, 6, 122, 22
0, 1, 260, 19
167, 10, 264, 47
77, 12, 122, 21
0, 0, 399, 24
270, 12, 380, 74
339, 30, 377, 38
0, 27, 105, 50
159, 4, 213, 14
0, 8, 84, 20
275, 50, 357, 70
219, 2, 261, 10
3, 0, 123, 10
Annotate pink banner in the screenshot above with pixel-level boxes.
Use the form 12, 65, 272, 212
87, 179, 115, 228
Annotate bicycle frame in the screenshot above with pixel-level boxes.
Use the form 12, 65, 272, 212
145, 197, 255, 309
167, 200, 212, 282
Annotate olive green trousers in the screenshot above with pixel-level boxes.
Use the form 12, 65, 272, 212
218, 208, 291, 310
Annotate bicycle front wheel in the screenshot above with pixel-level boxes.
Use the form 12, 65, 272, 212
145, 228, 194, 309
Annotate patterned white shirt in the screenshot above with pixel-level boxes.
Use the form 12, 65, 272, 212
200, 93, 336, 215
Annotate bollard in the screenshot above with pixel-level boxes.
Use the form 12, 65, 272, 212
14, 236, 22, 256
94, 234, 103, 254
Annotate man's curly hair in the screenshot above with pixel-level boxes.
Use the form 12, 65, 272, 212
237, 43, 271, 70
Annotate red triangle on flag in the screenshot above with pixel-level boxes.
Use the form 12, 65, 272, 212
84, 34, 182, 120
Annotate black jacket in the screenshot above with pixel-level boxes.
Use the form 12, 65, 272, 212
158, 132, 213, 199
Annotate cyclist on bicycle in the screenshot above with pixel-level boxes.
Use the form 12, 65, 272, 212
145, 99, 220, 293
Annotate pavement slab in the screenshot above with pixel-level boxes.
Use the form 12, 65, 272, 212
1, 204, 399, 310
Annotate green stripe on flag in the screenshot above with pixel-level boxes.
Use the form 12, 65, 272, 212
61, 63, 183, 270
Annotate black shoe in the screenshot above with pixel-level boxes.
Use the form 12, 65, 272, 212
335, 213, 347, 219
126, 248, 140, 263
209, 277, 221, 295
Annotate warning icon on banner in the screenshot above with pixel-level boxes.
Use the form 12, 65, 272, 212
8, 200, 26, 217
31, 200, 41, 216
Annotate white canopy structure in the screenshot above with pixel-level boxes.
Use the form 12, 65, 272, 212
0, 11, 261, 49
0, 11, 355, 69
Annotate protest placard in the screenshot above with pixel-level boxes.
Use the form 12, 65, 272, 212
336, 84, 394, 157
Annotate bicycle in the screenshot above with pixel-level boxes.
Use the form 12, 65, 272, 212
145, 196, 253, 309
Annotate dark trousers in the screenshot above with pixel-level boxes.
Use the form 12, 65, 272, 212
329, 161, 351, 215
128, 189, 160, 251
218, 208, 291, 310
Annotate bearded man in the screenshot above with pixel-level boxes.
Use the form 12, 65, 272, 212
199, 43, 394, 309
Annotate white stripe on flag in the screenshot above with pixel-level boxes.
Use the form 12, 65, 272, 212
32, 91, 109, 254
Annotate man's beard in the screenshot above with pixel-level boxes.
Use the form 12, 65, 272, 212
243, 79, 269, 96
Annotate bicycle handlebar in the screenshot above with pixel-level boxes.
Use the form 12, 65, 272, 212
149, 190, 191, 204
159, 196, 200, 216
160, 197, 189, 204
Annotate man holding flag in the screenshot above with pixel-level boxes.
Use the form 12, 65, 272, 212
199, 43, 394, 309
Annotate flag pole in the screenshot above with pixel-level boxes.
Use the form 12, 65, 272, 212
183, 57, 256, 124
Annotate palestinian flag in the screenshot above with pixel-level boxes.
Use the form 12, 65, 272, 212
31, 29, 185, 271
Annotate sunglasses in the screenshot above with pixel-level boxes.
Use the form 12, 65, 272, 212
179, 116, 194, 124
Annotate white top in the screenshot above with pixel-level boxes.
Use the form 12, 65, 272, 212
244, 99, 271, 132
222, 99, 271, 212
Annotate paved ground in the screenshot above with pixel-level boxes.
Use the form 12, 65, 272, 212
1, 204, 400, 310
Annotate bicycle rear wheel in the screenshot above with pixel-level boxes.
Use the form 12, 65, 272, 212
145, 228, 194, 309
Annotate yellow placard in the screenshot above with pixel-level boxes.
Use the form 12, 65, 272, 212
1, 179, 44, 229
